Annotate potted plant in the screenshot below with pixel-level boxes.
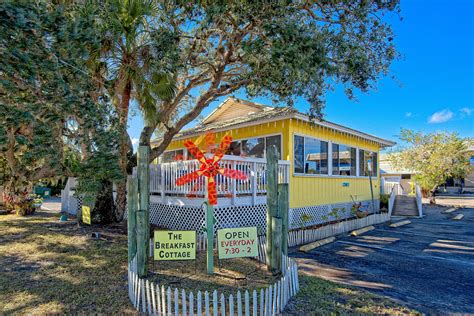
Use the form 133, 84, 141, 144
350, 195, 368, 218
9, 192, 43, 216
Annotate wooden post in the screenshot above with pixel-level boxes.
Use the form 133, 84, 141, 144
278, 183, 289, 256
127, 176, 138, 263
251, 161, 257, 205
204, 177, 215, 275
137, 145, 150, 276
160, 164, 165, 200
136, 209, 147, 277
205, 201, 215, 275
266, 145, 281, 274
231, 161, 237, 205
272, 217, 282, 272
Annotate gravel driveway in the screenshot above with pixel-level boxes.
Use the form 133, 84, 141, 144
290, 202, 474, 314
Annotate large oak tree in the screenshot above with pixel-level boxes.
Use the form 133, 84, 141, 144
137, 1, 401, 162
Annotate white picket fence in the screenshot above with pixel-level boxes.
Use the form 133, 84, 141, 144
128, 253, 299, 315
287, 213, 390, 247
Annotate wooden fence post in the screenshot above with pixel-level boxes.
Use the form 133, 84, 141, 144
266, 145, 282, 274
203, 199, 215, 275
278, 183, 289, 256
136, 209, 147, 277
127, 176, 138, 263
137, 145, 150, 276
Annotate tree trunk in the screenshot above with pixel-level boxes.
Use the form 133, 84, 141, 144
429, 185, 437, 204
115, 82, 132, 222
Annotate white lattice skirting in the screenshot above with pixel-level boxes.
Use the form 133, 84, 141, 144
289, 199, 379, 230
150, 203, 268, 233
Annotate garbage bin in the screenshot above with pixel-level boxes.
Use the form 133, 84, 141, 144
34, 187, 51, 198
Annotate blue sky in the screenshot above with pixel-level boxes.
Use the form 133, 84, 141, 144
128, 0, 474, 150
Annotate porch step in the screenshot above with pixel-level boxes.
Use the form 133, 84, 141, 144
392, 195, 418, 217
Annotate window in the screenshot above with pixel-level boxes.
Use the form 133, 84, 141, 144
227, 141, 241, 156
332, 144, 356, 176
359, 149, 378, 177
242, 137, 265, 158
226, 135, 281, 159
470, 156, 474, 166
161, 149, 184, 163
265, 135, 282, 159
294, 135, 304, 173
294, 135, 328, 175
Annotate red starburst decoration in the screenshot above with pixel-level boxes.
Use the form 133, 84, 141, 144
176, 135, 247, 205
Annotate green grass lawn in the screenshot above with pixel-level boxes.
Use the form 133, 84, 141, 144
0, 210, 417, 314
0, 210, 134, 314
285, 276, 418, 315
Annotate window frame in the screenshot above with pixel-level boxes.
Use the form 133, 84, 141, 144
331, 142, 357, 177
358, 148, 379, 178
293, 132, 379, 179
160, 148, 187, 163
293, 133, 329, 176
224, 132, 284, 160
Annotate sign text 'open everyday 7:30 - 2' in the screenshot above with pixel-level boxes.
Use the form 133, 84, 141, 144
217, 227, 258, 259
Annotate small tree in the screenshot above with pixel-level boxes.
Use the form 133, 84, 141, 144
389, 129, 470, 204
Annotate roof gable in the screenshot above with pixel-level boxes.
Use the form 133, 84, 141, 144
202, 97, 271, 124
151, 98, 396, 148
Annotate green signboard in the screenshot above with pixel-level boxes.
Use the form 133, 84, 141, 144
154, 230, 196, 261
217, 227, 258, 259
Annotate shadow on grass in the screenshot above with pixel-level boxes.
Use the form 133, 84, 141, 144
283, 275, 418, 315
0, 211, 136, 314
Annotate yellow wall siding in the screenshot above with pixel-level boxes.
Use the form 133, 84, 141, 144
288, 118, 381, 209
157, 117, 383, 209
163, 119, 291, 159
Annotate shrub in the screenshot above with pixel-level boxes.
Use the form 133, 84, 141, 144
380, 194, 389, 209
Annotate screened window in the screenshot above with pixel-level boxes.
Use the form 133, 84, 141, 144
227, 141, 241, 156
161, 149, 184, 163
242, 137, 265, 158
294, 135, 328, 175
226, 135, 281, 159
332, 144, 356, 176
265, 135, 282, 159
359, 149, 378, 177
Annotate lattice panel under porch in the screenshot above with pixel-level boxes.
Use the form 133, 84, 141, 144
149, 203, 205, 231
289, 199, 379, 230
149, 203, 267, 234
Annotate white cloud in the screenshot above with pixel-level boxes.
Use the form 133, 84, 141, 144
131, 138, 139, 146
428, 109, 454, 124
405, 112, 412, 118
460, 107, 473, 116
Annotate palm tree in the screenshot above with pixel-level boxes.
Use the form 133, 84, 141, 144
91, 0, 176, 220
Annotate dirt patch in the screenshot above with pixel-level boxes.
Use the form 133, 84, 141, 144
147, 253, 277, 294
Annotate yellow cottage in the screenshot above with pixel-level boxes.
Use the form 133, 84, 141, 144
149, 97, 395, 231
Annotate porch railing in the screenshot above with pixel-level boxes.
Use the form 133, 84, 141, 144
143, 155, 290, 201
